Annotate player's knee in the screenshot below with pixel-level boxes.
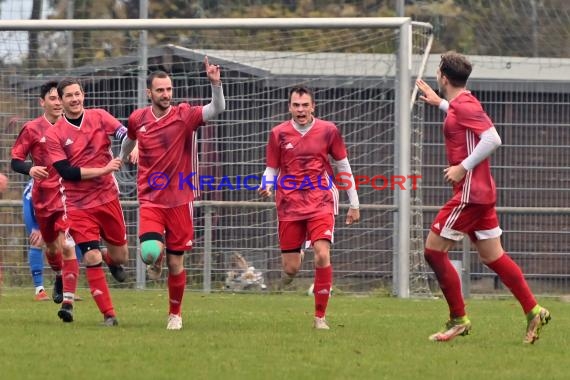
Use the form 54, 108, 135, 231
282, 261, 300, 277
139, 232, 164, 265
78, 241, 100, 256
423, 247, 445, 265
140, 239, 163, 265
313, 239, 331, 252
283, 268, 299, 278
78, 241, 102, 265
45, 243, 58, 255
281, 248, 302, 276
424, 248, 435, 261
107, 245, 129, 264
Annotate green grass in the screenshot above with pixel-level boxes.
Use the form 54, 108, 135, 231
0, 289, 568, 380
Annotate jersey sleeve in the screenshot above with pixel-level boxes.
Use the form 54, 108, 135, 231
11, 124, 33, 160
328, 125, 348, 161
457, 101, 494, 135
180, 103, 204, 132
127, 111, 139, 140
45, 128, 67, 164
266, 129, 280, 168
98, 109, 124, 135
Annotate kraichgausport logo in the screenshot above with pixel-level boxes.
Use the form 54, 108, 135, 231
146, 172, 421, 191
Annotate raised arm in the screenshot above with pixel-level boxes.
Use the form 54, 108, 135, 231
416, 79, 449, 112
202, 56, 226, 121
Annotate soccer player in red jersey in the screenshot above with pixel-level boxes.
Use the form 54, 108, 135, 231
258, 86, 360, 330
46, 78, 131, 326
119, 56, 226, 330
11, 81, 75, 304
416, 51, 550, 344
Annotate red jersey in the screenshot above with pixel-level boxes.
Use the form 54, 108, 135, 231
11, 115, 63, 217
444, 91, 496, 204
46, 109, 122, 210
127, 103, 204, 208
266, 118, 346, 221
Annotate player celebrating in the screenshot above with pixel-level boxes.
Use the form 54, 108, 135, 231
46, 78, 130, 326
119, 57, 226, 330
21, 179, 84, 301
22, 180, 55, 301
258, 86, 360, 330
416, 51, 550, 344
11, 81, 74, 304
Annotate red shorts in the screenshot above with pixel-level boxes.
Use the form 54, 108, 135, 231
431, 199, 502, 242
35, 210, 69, 245
66, 198, 127, 246
139, 203, 194, 252
278, 214, 335, 251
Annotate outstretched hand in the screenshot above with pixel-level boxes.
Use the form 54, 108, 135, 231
416, 79, 443, 107
204, 56, 221, 85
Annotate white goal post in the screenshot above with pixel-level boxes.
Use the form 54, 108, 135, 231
0, 17, 433, 298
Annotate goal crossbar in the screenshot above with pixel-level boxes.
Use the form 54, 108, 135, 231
0, 17, 412, 31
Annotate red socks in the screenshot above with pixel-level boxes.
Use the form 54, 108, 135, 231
487, 253, 537, 314
46, 250, 63, 272
168, 270, 186, 316
62, 258, 79, 304
86, 265, 115, 317
314, 265, 332, 318
424, 248, 466, 318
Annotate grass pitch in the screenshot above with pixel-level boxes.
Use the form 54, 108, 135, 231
0, 289, 568, 380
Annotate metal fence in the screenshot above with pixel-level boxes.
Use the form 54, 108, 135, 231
0, 18, 568, 297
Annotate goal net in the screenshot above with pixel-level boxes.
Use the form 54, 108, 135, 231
0, 18, 433, 296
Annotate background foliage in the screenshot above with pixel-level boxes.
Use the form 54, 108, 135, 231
2, 0, 568, 68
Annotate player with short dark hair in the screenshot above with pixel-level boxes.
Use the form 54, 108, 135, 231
11, 80, 75, 304
416, 51, 550, 344
21, 179, 84, 301
47, 77, 131, 326
258, 85, 360, 330
119, 57, 226, 330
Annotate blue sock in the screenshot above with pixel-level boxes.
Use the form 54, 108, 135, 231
75, 246, 83, 262
29, 247, 44, 288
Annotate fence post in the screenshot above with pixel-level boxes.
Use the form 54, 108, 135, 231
462, 238, 471, 298
203, 205, 212, 293
135, 206, 145, 289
